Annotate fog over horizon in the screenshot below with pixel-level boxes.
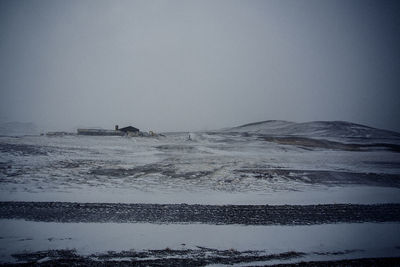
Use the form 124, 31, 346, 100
1, 0, 399, 133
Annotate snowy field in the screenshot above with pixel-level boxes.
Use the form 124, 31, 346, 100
0, 120, 400, 265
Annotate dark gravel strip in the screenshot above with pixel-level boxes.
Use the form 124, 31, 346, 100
0, 202, 400, 225
3, 257, 400, 267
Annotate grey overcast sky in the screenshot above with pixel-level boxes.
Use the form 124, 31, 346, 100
0, 0, 399, 132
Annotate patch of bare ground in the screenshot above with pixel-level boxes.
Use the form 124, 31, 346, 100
6, 249, 305, 266
261, 136, 400, 152
5, 249, 400, 266
235, 168, 400, 188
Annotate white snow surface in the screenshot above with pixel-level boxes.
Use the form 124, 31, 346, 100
0, 220, 399, 264
0, 127, 400, 204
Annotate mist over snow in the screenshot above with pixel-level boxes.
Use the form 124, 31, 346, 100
0, 122, 38, 136
1, 0, 400, 132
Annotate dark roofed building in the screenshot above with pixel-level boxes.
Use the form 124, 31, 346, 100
119, 126, 139, 133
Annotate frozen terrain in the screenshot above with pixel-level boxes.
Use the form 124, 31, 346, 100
0, 120, 399, 265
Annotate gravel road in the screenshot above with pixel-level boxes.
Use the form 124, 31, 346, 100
1, 202, 399, 225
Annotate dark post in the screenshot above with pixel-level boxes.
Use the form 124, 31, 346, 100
115, 125, 119, 131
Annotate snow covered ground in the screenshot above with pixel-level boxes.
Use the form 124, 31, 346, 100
0, 121, 399, 264
1, 130, 399, 204
1, 220, 399, 265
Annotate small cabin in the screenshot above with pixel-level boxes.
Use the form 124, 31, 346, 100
119, 126, 140, 133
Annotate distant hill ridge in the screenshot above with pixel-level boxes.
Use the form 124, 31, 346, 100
0, 122, 38, 136
229, 120, 400, 140
237, 120, 294, 128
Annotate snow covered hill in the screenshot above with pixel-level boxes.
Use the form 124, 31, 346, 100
228, 120, 400, 141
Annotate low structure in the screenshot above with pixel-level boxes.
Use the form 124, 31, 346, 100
46, 131, 75, 136
77, 129, 124, 136
77, 125, 140, 136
